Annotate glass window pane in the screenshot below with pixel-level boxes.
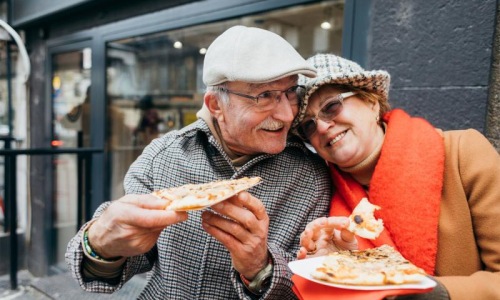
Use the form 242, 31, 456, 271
51, 48, 91, 265
106, 0, 344, 200
53, 50, 92, 148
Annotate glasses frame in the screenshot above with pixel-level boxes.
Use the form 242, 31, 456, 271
218, 85, 305, 110
298, 91, 357, 140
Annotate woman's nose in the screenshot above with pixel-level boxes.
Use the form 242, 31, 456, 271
315, 118, 334, 134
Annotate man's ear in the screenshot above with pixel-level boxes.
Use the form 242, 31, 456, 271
205, 92, 224, 122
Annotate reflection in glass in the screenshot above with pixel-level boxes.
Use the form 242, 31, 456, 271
51, 49, 91, 266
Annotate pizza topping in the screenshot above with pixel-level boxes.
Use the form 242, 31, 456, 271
347, 198, 384, 240
353, 215, 363, 224
151, 177, 262, 211
311, 245, 427, 286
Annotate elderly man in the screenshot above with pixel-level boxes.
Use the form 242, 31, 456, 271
66, 25, 332, 299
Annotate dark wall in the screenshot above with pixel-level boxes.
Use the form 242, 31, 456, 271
367, 0, 497, 132
18, 0, 198, 39
12, 0, 93, 27
486, 2, 500, 150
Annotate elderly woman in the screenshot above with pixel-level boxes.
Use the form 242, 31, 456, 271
294, 53, 500, 300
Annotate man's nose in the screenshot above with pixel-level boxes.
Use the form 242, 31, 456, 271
273, 93, 295, 121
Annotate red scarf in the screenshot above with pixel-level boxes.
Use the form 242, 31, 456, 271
329, 109, 444, 275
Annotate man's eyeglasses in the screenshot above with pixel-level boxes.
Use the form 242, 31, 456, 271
218, 85, 306, 111
297, 92, 357, 140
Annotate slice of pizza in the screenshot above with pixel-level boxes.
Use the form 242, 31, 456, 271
347, 198, 384, 240
311, 245, 427, 286
151, 176, 262, 211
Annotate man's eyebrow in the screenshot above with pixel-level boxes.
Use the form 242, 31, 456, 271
247, 82, 270, 90
247, 80, 296, 91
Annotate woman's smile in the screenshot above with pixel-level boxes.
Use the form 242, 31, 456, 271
328, 130, 348, 146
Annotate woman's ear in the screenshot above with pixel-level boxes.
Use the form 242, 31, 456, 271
371, 101, 381, 123
371, 100, 380, 113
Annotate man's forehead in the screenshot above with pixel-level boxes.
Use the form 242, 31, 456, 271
230, 76, 297, 91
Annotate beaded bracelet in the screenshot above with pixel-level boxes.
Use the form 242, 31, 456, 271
83, 226, 124, 263
83, 229, 103, 260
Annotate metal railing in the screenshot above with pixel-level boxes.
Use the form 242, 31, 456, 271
0, 147, 102, 290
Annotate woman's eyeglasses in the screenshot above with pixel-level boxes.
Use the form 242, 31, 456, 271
297, 92, 356, 140
218, 85, 306, 111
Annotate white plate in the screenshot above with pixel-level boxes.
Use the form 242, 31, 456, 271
289, 256, 437, 291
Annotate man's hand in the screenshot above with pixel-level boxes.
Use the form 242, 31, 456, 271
296, 216, 358, 259
87, 194, 188, 259
201, 191, 269, 280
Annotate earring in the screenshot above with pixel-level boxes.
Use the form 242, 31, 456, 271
376, 115, 380, 122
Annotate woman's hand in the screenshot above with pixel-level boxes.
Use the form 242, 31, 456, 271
297, 216, 358, 259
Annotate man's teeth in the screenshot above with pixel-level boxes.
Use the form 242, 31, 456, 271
330, 131, 346, 145
263, 123, 283, 131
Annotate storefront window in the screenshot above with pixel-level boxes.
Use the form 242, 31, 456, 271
106, 0, 345, 199
51, 48, 91, 264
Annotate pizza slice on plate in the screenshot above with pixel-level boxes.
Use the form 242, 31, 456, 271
151, 176, 261, 211
347, 198, 384, 240
311, 245, 427, 286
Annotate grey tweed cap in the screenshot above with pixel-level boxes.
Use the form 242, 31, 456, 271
296, 53, 390, 125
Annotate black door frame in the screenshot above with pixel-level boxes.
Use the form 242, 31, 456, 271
45, 38, 95, 268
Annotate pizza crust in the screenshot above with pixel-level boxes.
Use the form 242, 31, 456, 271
312, 268, 386, 285
347, 198, 384, 240
311, 245, 427, 286
151, 177, 262, 211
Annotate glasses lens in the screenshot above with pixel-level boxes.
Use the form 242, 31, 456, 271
298, 119, 317, 140
256, 90, 276, 107
286, 86, 304, 105
319, 99, 343, 120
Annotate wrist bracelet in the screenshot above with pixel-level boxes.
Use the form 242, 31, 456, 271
240, 257, 273, 295
83, 229, 121, 262
83, 229, 103, 259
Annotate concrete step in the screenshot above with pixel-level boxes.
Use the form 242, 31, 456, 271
0, 270, 146, 300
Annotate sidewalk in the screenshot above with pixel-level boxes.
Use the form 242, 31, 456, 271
0, 270, 146, 299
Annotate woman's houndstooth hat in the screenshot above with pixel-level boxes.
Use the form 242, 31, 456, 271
295, 53, 390, 126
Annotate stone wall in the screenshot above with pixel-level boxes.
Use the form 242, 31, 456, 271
367, 0, 497, 144
486, 1, 500, 151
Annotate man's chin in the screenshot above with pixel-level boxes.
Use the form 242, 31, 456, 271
261, 128, 288, 139
256, 131, 288, 153
261, 143, 287, 155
